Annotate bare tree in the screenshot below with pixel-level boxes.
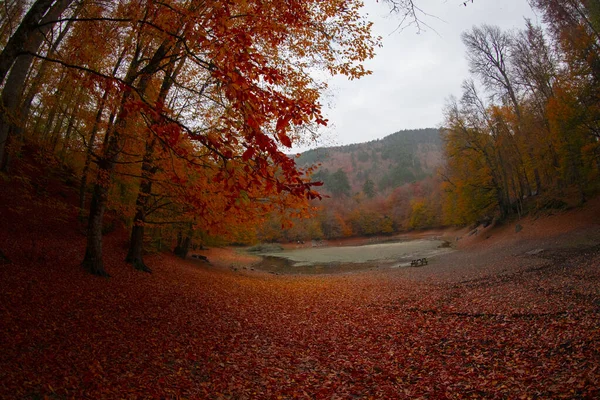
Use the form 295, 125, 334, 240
461, 25, 521, 118
511, 20, 558, 102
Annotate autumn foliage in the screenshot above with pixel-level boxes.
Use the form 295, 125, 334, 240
0, 0, 383, 274
441, 4, 600, 225
2, 2, 600, 397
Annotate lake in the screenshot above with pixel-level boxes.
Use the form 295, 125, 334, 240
251, 239, 453, 274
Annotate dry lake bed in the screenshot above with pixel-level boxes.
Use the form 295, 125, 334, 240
250, 239, 453, 274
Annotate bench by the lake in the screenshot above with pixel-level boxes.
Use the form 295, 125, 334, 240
410, 258, 428, 267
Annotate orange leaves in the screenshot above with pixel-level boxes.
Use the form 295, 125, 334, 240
8, 0, 381, 266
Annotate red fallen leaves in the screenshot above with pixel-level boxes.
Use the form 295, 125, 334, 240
0, 244, 599, 399
1, 174, 599, 398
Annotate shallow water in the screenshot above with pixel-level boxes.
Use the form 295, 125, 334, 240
252, 239, 453, 274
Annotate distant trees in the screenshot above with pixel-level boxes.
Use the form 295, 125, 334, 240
0, 0, 76, 169
329, 169, 352, 197
263, 128, 445, 241
363, 178, 376, 198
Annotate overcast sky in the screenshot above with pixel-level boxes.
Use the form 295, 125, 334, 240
295, 0, 539, 151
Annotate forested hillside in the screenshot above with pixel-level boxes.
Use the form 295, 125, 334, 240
257, 129, 446, 242
261, 0, 600, 243
297, 128, 442, 196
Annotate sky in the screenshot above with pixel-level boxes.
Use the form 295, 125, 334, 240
295, 0, 539, 151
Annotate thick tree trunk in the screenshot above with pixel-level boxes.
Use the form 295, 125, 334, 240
0, 53, 32, 170
126, 224, 151, 272
125, 49, 183, 271
82, 160, 113, 277
82, 39, 171, 275
125, 167, 154, 273
81, 102, 127, 277
0, 0, 55, 84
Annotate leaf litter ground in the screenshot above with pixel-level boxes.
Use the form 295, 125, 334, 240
1, 166, 599, 398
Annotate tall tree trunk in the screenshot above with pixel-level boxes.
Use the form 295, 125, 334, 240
59, 93, 82, 162
79, 44, 129, 213
0, 0, 55, 83
82, 39, 172, 276
49, 110, 67, 153
79, 90, 110, 213
125, 137, 157, 273
17, 7, 78, 143
82, 82, 135, 276
125, 51, 185, 271
82, 139, 118, 277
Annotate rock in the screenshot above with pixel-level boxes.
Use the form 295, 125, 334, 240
526, 248, 544, 255
515, 224, 523, 233
191, 254, 210, 263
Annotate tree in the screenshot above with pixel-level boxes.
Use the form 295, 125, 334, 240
328, 168, 352, 197
443, 16, 600, 224
76, 0, 378, 275
462, 25, 521, 118
363, 178, 376, 198
462, 24, 543, 196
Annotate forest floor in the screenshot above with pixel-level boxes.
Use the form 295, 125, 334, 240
1, 158, 600, 398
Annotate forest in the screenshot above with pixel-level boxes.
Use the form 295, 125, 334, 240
259, 128, 445, 242
1, 1, 600, 398
441, 1, 600, 225
0, 0, 382, 276
0, 0, 598, 256
4, 0, 600, 254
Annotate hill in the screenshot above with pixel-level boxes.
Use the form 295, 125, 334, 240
296, 128, 443, 196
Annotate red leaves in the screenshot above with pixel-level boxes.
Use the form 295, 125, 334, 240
275, 115, 291, 133
2, 164, 599, 399
275, 115, 293, 147
277, 131, 292, 148
2, 241, 600, 398
241, 146, 255, 161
